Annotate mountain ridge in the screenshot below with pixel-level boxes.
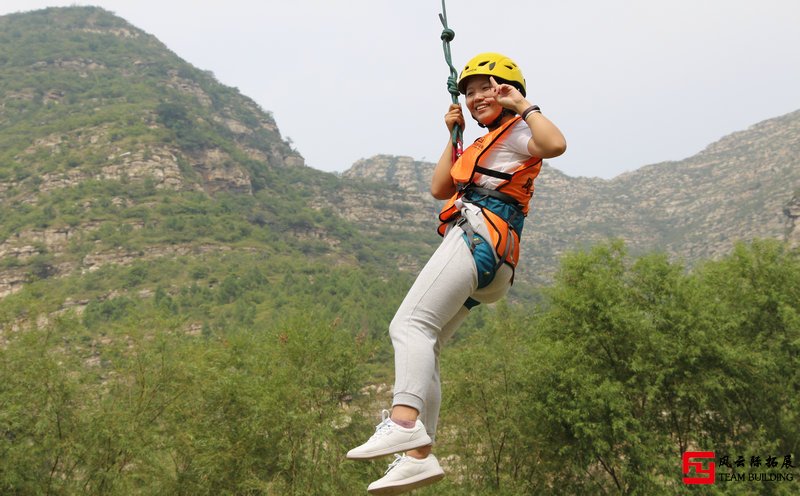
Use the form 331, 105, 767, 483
343, 109, 800, 282
1, 5, 797, 298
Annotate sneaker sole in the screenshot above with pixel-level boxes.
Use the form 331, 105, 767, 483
367, 471, 445, 495
346, 435, 433, 460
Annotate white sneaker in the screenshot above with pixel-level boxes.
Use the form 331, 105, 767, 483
346, 410, 432, 460
367, 454, 445, 495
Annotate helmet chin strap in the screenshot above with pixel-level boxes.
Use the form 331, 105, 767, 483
475, 108, 514, 129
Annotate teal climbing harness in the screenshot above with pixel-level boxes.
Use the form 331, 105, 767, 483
438, 0, 463, 161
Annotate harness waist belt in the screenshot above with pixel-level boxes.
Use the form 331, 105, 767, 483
460, 185, 526, 236
462, 185, 522, 209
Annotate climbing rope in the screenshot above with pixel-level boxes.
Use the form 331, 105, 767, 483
439, 0, 463, 160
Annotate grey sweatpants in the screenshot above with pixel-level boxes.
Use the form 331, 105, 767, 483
390, 209, 513, 442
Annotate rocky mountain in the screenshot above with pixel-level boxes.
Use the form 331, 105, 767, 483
0, 7, 443, 306
3, 9, 799, 494
1, 5, 797, 306
0, 8, 279, 295
344, 110, 800, 283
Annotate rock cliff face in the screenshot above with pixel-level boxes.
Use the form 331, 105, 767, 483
344, 155, 435, 195
337, 155, 439, 232
343, 110, 800, 284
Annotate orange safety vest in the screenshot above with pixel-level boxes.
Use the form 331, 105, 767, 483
437, 116, 542, 270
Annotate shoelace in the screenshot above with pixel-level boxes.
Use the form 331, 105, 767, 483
384, 454, 407, 475
368, 409, 394, 441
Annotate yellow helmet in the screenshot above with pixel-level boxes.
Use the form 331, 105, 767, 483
458, 52, 526, 97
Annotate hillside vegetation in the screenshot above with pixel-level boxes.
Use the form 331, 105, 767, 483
2, 240, 798, 494
0, 6, 798, 495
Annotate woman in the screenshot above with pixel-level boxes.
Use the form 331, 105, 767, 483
347, 52, 566, 494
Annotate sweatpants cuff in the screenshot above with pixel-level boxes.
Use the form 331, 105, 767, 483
392, 392, 425, 414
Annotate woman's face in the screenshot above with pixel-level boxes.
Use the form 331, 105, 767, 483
464, 75, 502, 125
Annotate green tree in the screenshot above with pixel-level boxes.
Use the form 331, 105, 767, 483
439, 240, 799, 495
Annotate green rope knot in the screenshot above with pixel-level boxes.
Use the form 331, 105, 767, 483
446, 75, 459, 98
440, 27, 455, 43
439, 0, 463, 158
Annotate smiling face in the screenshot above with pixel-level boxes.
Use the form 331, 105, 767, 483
464, 75, 503, 126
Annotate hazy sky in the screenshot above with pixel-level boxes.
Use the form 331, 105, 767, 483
2, 1, 799, 179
